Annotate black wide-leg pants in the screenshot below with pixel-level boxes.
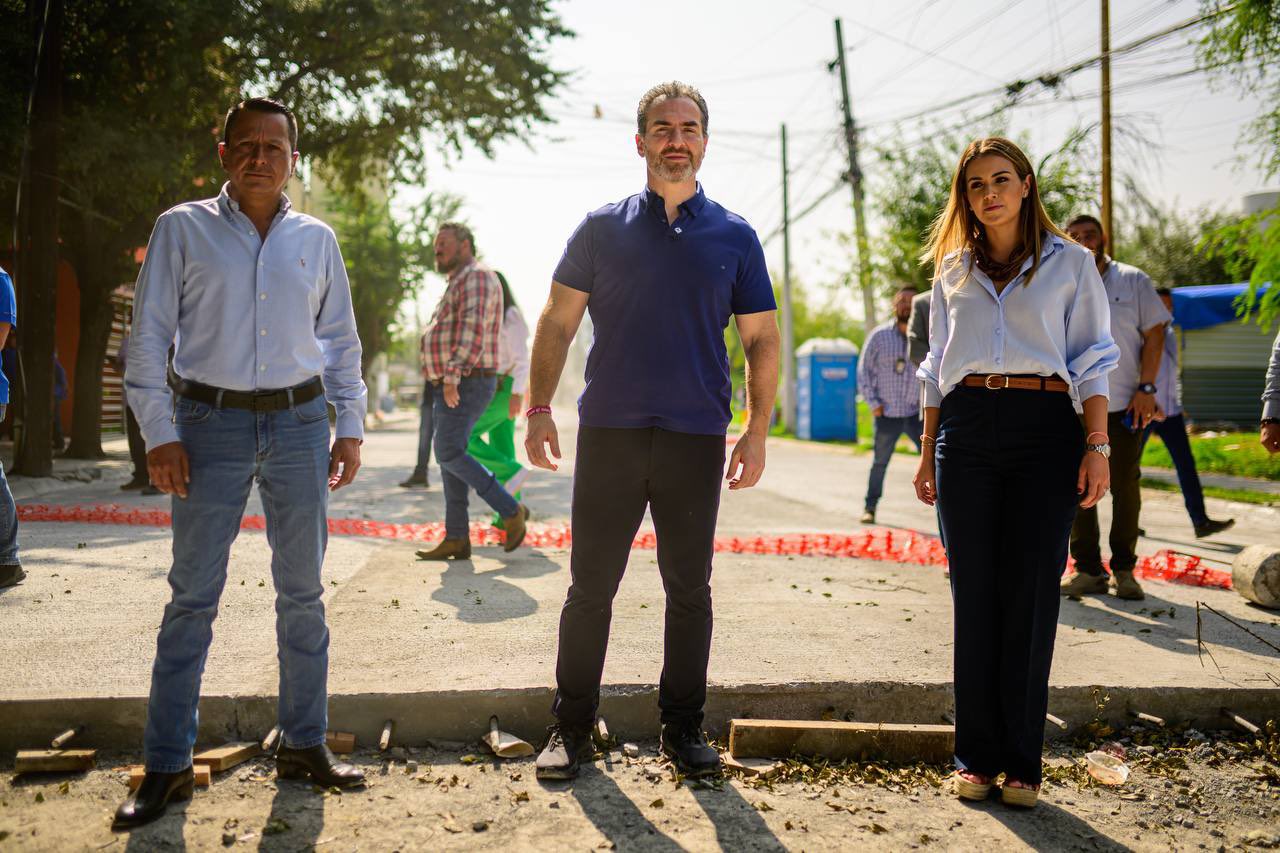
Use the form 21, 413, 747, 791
934, 386, 1083, 785
551, 425, 726, 728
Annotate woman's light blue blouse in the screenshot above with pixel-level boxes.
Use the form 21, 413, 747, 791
917, 233, 1120, 409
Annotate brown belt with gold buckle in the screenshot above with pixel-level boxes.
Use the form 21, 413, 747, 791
962, 373, 1070, 393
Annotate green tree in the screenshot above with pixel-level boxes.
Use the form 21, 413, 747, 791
1197, 0, 1280, 328
325, 178, 457, 375
1116, 181, 1254, 287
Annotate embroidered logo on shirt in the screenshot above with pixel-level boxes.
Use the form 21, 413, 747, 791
300, 258, 306, 268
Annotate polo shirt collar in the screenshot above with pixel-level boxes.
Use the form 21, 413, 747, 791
218, 181, 293, 220
640, 182, 707, 221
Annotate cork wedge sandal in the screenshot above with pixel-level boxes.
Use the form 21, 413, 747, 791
953, 771, 993, 801
1000, 781, 1040, 808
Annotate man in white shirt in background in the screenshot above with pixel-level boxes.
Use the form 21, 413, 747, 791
1064, 214, 1170, 601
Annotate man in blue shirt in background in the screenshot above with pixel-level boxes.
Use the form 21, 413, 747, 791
0, 265, 22, 588
525, 81, 780, 780
858, 285, 922, 524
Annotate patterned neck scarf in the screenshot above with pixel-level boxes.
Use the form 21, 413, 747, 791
973, 240, 1031, 284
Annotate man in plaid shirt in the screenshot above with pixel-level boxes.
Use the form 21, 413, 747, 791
416, 223, 528, 559
857, 285, 922, 524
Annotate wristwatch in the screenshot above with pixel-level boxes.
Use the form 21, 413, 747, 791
1137, 382, 1157, 395
1086, 442, 1111, 459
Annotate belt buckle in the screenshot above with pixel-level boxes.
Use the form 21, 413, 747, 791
984, 374, 1009, 390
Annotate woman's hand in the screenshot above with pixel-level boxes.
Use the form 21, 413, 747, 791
1077, 450, 1110, 508
913, 454, 937, 506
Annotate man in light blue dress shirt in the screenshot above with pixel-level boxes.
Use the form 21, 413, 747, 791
117, 98, 367, 829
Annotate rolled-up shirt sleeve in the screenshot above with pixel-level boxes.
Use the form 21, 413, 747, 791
917, 279, 949, 409
505, 308, 531, 395
1065, 252, 1120, 402
124, 214, 183, 450
1264, 327, 1280, 420
317, 232, 368, 440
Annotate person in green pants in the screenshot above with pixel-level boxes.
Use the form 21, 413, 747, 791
468, 272, 532, 526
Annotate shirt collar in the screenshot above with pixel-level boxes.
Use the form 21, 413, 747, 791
448, 257, 479, 285
218, 181, 293, 220
639, 183, 707, 220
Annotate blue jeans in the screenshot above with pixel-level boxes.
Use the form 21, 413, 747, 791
412, 378, 435, 478
0, 404, 17, 565
143, 393, 333, 772
1141, 413, 1208, 527
864, 414, 923, 511
431, 374, 519, 539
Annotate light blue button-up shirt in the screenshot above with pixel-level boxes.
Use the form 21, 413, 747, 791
1153, 322, 1182, 417
918, 233, 1120, 410
125, 184, 366, 450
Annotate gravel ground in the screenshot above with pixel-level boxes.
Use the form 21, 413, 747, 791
2, 725, 1277, 852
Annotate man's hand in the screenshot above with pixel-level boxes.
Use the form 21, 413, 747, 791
1127, 391, 1158, 429
872, 405, 885, 418
442, 382, 460, 408
726, 430, 766, 490
1263, 422, 1280, 455
147, 441, 190, 499
524, 412, 561, 471
508, 392, 523, 420
328, 437, 361, 491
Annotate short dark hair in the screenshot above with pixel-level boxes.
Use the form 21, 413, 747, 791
1066, 213, 1104, 233
895, 285, 920, 296
438, 221, 475, 254
1156, 286, 1173, 297
223, 97, 298, 151
637, 81, 709, 136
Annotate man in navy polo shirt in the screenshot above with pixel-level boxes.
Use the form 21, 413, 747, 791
525, 81, 780, 779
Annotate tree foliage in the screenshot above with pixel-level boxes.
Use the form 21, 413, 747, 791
1197, 0, 1280, 328
1116, 179, 1254, 288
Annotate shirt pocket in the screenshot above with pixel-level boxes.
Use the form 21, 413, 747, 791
1108, 287, 1139, 330
269, 253, 324, 317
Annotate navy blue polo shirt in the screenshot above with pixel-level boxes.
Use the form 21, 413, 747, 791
553, 185, 776, 435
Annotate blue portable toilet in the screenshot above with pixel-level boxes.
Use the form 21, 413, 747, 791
796, 338, 859, 441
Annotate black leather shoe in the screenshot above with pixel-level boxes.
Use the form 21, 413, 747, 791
276, 743, 364, 787
415, 538, 471, 561
0, 564, 25, 588
535, 723, 592, 780
112, 767, 195, 830
1195, 518, 1235, 539
399, 472, 429, 489
660, 720, 721, 777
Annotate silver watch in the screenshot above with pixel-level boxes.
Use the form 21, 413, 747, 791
1086, 442, 1111, 459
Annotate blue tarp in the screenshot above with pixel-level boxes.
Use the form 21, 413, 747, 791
1169, 282, 1271, 331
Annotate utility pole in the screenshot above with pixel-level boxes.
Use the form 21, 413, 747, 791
780, 123, 796, 432
1100, 0, 1114, 246
832, 18, 877, 338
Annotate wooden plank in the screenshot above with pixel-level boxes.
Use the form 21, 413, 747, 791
15, 750, 96, 773
379, 720, 394, 752
127, 764, 211, 791
729, 719, 955, 764
192, 742, 261, 772
327, 731, 355, 755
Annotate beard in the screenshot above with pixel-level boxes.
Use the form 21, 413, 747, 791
647, 145, 701, 182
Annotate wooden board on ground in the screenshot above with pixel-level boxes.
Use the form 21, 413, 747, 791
723, 753, 782, 779
192, 742, 261, 772
327, 731, 355, 754
15, 750, 97, 773
729, 719, 955, 764
127, 764, 211, 791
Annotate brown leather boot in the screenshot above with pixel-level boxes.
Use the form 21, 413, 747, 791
415, 538, 471, 560
502, 504, 530, 552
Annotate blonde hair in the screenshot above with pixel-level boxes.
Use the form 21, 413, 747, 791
920, 137, 1068, 289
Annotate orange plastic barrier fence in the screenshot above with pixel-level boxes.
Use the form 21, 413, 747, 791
17, 503, 1232, 589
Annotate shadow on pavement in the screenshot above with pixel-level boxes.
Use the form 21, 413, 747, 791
431, 550, 562, 623
566, 764, 684, 852
120, 801, 190, 851
689, 779, 786, 852
981, 799, 1131, 851
258, 778, 324, 852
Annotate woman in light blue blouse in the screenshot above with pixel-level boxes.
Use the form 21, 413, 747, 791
914, 138, 1119, 808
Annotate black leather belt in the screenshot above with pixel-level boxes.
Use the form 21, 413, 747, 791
173, 376, 324, 412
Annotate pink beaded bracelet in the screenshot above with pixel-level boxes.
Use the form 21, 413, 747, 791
525, 405, 553, 418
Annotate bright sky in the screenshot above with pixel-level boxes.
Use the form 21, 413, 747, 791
401, 0, 1271, 328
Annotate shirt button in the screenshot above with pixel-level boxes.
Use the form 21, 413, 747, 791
259, 365, 267, 372
259, 329, 267, 336
674, 227, 683, 234
259, 293, 267, 301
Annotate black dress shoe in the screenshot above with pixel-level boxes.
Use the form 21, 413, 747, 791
112, 767, 195, 830
276, 743, 364, 787
660, 720, 721, 777
535, 723, 592, 780
1194, 518, 1235, 539
0, 564, 26, 588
